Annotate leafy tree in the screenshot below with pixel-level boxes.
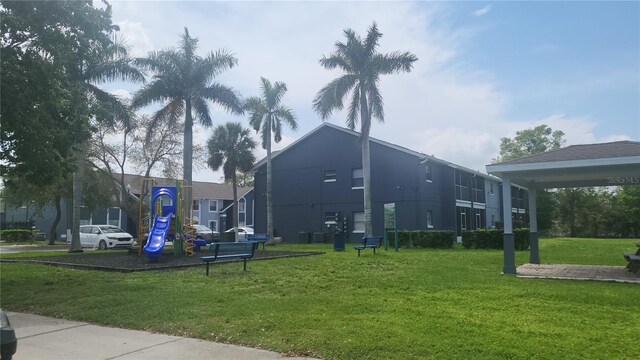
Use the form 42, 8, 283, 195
0, 1, 144, 252
132, 28, 244, 186
313, 23, 417, 236
618, 185, 640, 237
496, 124, 565, 163
244, 77, 297, 238
496, 124, 566, 234
207, 123, 256, 241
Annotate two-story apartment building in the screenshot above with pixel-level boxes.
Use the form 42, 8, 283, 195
252, 123, 526, 242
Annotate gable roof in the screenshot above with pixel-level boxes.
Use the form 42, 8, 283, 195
252, 122, 499, 181
493, 140, 640, 165
121, 174, 253, 200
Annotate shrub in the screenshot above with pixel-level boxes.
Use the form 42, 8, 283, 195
0, 229, 34, 242
461, 228, 530, 250
386, 230, 455, 249
514, 228, 530, 251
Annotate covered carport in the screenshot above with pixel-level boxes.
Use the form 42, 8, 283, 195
486, 140, 640, 275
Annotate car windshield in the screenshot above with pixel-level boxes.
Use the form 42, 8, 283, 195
193, 225, 210, 231
99, 226, 125, 233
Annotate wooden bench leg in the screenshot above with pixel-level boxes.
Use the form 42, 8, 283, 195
357, 249, 361, 257
244, 258, 247, 271
206, 261, 210, 276
373, 248, 376, 254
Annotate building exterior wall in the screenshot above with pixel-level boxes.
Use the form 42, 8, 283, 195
253, 125, 503, 243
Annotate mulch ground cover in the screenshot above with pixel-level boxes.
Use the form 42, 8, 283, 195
0, 249, 323, 272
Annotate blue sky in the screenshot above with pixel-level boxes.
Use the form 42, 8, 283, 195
106, 1, 639, 181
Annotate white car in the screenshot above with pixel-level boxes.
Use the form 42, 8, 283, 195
79, 225, 134, 250
224, 226, 254, 240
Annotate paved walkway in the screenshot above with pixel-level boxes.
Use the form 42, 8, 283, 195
0, 244, 68, 254
7, 312, 319, 360
517, 263, 640, 284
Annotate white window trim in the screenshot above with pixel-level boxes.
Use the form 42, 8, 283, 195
324, 170, 337, 183
351, 186, 364, 190
208, 220, 218, 232
209, 199, 218, 213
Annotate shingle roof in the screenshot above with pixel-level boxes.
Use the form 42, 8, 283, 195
121, 174, 252, 200
495, 141, 640, 165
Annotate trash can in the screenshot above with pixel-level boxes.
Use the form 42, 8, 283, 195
298, 231, 312, 243
313, 232, 326, 243
333, 233, 345, 251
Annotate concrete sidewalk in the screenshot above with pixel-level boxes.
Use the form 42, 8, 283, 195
7, 312, 319, 360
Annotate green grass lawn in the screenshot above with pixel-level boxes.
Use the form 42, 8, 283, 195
1, 238, 638, 359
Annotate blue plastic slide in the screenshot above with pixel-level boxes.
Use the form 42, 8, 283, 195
143, 215, 171, 260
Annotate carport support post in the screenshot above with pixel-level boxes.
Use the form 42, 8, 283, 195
528, 186, 540, 264
502, 177, 516, 275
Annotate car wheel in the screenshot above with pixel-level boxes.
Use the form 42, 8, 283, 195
98, 240, 107, 250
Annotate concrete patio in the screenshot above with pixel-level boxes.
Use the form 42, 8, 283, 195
517, 263, 640, 284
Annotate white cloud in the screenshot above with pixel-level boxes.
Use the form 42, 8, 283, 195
115, 20, 154, 57
472, 5, 492, 17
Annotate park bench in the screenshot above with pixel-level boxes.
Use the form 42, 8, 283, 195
623, 242, 640, 274
354, 236, 383, 257
200, 241, 256, 276
244, 233, 270, 250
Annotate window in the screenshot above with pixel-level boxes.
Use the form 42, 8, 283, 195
476, 212, 482, 229
353, 212, 365, 233
352, 168, 364, 189
426, 210, 433, 228
209, 200, 218, 212
324, 170, 336, 182
91, 227, 100, 234
107, 208, 120, 227
425, 165, 432, 182
489, 183, 494, 194
192, 200, 200, 211
491, 215, 495, 228
81, 226, 92, 234
325, 212, 338, 223
209, 220, 217, 232
238, 199, 246, 226
460, 212, 467, 231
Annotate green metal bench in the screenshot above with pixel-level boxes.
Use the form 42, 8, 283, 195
200, 241, 257, 276
354, 236, 383, 257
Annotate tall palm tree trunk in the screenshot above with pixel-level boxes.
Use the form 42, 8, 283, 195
266, 121, 273, 239
184, 100, 193, 185
232, 172, 239, 242
70, 143, 86, 252
360, 86, 373, 236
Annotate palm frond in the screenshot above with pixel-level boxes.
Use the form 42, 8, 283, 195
199, 49, 238, 80
319, 55, 351, 72
152, 99, 184, 130
367, 79, 384, 122
202, 82, 244, 115
272, 116, 282, 143
193, 97, 212, 127
373, 51, 418, 74
86, 84, 132, 128
86, 57, 145, 84
347, 84, 360, 130
312, 74, 358, 120
131, 80, 178, 109
274, 105, 297, 131
364, 22, 382, 57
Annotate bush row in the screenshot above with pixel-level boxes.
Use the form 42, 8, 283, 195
0, 229, 35, 242
385, 230, 455, 249
461, 228, 530, 250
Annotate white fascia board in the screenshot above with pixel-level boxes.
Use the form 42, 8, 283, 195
486, 156, 640, 174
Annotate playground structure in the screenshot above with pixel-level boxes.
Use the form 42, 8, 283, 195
134, 179, 207, 260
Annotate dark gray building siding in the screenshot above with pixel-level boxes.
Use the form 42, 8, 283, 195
254, 126, 468, 242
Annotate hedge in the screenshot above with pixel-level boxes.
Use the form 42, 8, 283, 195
461, 228, 530, 250
0, 229, 35, 242
385, 230, 455, 249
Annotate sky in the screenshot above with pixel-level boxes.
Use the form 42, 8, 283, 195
103, 1, 640, 182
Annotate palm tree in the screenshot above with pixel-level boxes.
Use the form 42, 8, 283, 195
69, 40, 145, 252
132, 27, 243, 185
313, 23, 417, 236
207, 122, 256, 241
244, 77, 297, 238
